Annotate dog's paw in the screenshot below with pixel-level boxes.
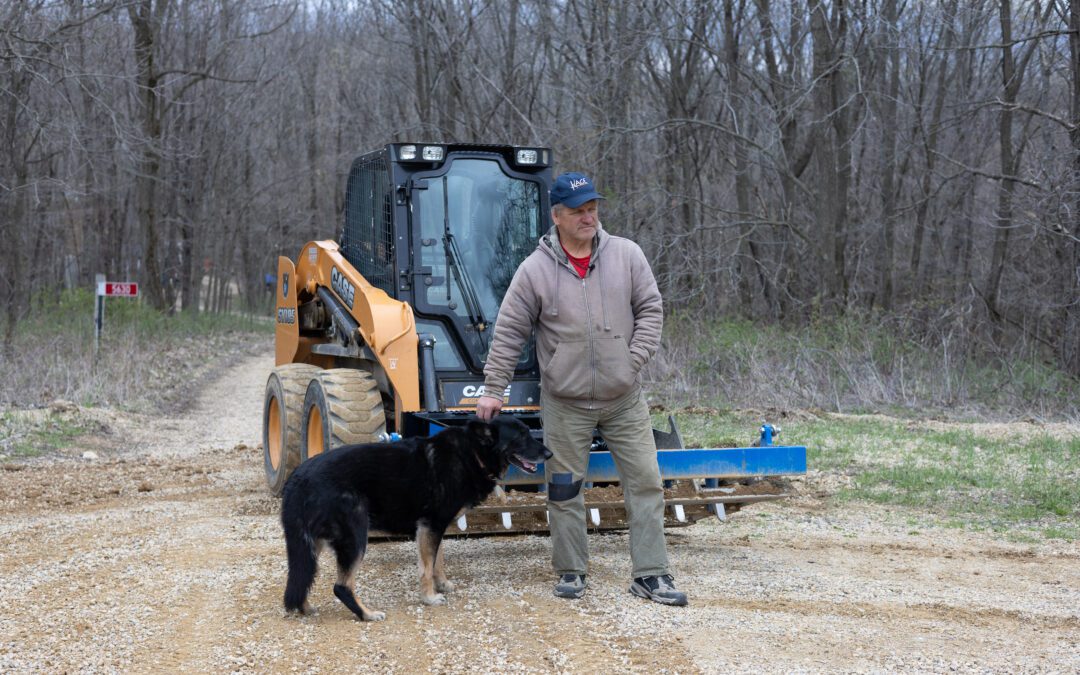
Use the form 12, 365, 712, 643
435, 578, 455, 593
421, 593, 447, 606
364, 610, 386, 621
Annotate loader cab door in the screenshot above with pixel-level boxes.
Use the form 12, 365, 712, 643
341, 153, 395, 295
410, 156, 543, 374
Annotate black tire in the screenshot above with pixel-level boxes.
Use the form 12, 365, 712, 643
300, 368, 386, 461
262, 364, 320, 496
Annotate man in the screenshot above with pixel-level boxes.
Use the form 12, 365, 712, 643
476, 171, 686, 606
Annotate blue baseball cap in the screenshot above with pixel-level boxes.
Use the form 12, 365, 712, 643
550, 172, 605, 208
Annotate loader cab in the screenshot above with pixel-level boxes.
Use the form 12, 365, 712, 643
340, 143, 550, 413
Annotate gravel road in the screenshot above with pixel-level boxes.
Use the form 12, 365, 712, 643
1, 351, 1077, 673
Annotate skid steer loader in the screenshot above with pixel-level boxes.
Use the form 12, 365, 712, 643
262, 142, 806, 535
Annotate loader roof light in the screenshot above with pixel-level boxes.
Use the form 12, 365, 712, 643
422, 145, 445, 161
513, 147, 549, 167
398, 144, 418, 160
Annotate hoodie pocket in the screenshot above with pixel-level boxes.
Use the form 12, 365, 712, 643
543, 339, 592, 399
594, 336, 638, 400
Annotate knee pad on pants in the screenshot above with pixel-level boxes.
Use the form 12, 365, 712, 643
548, 472, 583, 502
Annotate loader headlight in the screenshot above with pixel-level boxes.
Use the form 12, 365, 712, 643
397, 144, 444, 162
513, 147, 548, 167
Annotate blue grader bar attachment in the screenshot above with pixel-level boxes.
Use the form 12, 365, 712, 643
501, 444, 807, 485
502, 421, 806, 485
440, 422, 809, 535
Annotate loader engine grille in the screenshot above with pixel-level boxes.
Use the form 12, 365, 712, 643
342, 154, 395, 293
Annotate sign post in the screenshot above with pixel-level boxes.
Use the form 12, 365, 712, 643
94, 275, 139, 355
94, 274, 105, 354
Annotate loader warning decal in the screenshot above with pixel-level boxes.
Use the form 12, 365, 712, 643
331, 266, 355, 308
282, 272, 289, 299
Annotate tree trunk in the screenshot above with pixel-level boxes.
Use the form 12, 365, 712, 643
1, 63, 32, 359
876, 0, 901, 310
128, 0, 167, 310
1066, 0, 1080, 374
725, 0, 769, 316
911, 1, 958, 298
756, 0, 812, 318
986, 0, 1015, 319
809, 0, 850, 309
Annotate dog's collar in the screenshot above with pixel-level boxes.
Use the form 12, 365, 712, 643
472, 447, 502, 481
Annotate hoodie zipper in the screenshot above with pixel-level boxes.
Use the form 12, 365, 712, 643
581, 274, 595, 409
547, 232, 601, 409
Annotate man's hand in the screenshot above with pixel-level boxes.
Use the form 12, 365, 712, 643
475, 395, 504, 421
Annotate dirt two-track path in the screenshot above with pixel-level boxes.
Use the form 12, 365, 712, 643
0, 350, 1077, 673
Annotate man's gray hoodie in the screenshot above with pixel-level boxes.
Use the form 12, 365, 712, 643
482, 223, 663, 409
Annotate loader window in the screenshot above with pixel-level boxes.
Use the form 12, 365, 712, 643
415, 158, 541, 366
342, 155, 394, 294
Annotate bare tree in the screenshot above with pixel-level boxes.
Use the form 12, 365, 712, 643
2, 0, 1079, 377
875, 0, 902, 311
808, 0, 858, 309
1065, 0, 1080, 374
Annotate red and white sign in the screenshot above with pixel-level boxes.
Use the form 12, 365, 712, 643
97, 281, 139, 297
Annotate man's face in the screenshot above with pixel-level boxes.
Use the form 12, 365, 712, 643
552, 200, 599, 248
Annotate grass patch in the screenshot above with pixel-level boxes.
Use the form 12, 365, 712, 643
1, 288, 273, 412
1042, 525, 1080, 540
0, 410, 92, 458
651, 315, 1080, 420
656, 407, 1080, 541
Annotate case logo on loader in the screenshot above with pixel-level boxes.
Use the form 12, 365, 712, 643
459, 384, 511, 403
331, 266, 355, 308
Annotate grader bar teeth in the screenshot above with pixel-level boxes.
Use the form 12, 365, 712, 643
431, 478, 796, 537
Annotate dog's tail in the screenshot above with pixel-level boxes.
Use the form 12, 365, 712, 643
282, 511, 318, 613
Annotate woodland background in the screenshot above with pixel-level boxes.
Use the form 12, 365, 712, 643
2, 0, 1079, 385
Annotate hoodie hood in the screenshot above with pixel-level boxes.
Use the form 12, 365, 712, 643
539, 222, 609, 261
538, 223, 611, 329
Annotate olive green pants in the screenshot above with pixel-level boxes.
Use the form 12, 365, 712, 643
541, 388, 669, 579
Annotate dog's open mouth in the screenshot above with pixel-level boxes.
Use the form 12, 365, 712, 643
510, 455, 540, 474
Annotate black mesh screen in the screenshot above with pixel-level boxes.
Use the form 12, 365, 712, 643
341, 153, 395, 294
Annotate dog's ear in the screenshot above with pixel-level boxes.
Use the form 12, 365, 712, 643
488, 416, 526, 446
466, 417, 497, 444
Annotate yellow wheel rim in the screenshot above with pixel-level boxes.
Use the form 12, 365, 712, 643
268, 395, 282, 470
307, 404, 325, 457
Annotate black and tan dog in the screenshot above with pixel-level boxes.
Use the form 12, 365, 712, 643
280, 416, 551, 621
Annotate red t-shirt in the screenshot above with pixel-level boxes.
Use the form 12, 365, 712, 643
562, 246, 591, 278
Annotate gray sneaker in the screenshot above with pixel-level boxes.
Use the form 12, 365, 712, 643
553, 574, 586, 599
629, 574, 687, 606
